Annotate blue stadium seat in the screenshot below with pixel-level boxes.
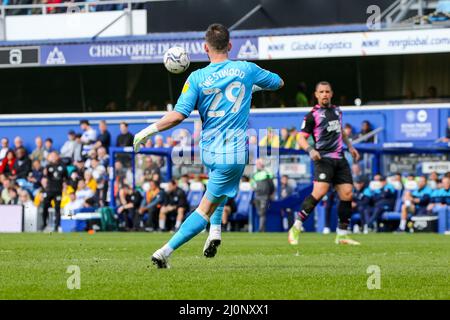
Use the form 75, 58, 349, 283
231, 190, 254, 222
381, 190, 403, 221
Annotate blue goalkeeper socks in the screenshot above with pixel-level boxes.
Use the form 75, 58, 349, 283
167, 210, 209, 251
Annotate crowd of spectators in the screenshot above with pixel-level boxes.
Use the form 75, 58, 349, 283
0, 118, 448, 233
257, 120, 377, 149
1, 0, 141, 15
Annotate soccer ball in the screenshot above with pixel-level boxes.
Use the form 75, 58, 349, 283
163, 46, 190, 74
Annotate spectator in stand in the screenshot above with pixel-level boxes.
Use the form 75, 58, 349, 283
73, 134, 83, 162
343, 123, 356, 142
27, 159, 43, 189
1, 177, 12, 204
251, 158, 275, 232
366, 175, 397, 231
0, 138, 10, 160
144, 138, 154, 148
13, 147, 32, 180
280, 128, 290, 149
80, 119, 97, 155
30, 136, 45, 164
357, 121, 375, 143
84, 148, 97, 170
351, 162, 369, 187
151, 135, 166, 168
428, 171, 440, 189
73, 159, 86, 181
259, 128, 280, 148
46, 0, 63, 14
64, 191, 83, 216
159, 179, 188, 231
90, 157, 106, 180
280, 174, 294, 231
152, 135, 163, 149
116, 122, 134, 147
76, 179, 95, 203
221, 197, 237, 231
18, 189, 36, 213
60, 181, 75, 210
42, 138, 54, 166
178, 174, 190, 194
279, 127, 297, 149
151, 172, 162, 185
117, 184, 143, 230
143, 156, 161, 178
33, 177, 47, 208
84, 170, 97, 194
289, 128, 300, 149
13, 136, 25, 153
7, 187, 19, 205
116, 121, 134, 165
165, 136, 175, 148
60, 130, 77, 163
97, 146, 110, 168
352, 176, 372, 234
114, 160, 130, 183
95, 120, 111, 152
90, 157, 107, 206
399, 175, 433, 232
139, 179, 165, 231
295, 82, 309, 107
0, 150, 16, 177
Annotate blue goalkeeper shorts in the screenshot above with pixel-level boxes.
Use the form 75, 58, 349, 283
201, 149, 248, 203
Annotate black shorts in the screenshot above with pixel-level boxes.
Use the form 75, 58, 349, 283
313, 157, 353, 185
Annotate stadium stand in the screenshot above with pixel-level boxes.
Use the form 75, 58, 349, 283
0, 0, 449, 235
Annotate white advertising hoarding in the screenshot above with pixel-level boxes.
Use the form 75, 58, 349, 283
258, 28, 450, 60
0, 205, 23, 232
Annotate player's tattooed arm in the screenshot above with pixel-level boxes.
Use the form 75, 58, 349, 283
342, 129, 360, 162
298, 133, 321, 161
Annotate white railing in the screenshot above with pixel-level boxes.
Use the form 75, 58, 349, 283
0, 0, 176, 41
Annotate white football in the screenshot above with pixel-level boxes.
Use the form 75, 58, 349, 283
163, 46, 190, 74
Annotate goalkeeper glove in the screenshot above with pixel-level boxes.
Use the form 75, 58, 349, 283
133, 123, 158, 152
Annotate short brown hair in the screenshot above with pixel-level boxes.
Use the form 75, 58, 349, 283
205, 23, 230, 53
315, 81, 333, 91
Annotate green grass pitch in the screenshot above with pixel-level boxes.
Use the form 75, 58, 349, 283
0, 232, 449, 299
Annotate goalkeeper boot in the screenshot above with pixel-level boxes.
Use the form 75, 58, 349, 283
335, 234, 361, 246
203, 236, 221, 258
151, 249, 171, 269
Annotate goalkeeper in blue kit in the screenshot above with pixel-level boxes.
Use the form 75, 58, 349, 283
133, 23, 284, 268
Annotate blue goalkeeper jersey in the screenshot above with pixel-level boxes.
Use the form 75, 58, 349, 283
174, 59, 282, 154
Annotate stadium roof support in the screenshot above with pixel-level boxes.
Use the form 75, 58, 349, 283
381, 0, 449, 28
